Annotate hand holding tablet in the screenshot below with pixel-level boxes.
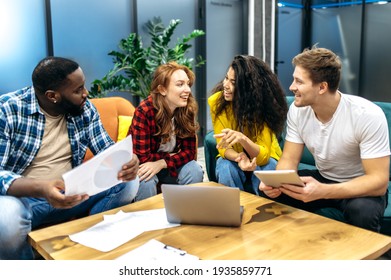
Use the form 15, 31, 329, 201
254, 170, 305, 188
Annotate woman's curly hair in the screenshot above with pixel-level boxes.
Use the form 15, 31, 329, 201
213, 55, 288, 139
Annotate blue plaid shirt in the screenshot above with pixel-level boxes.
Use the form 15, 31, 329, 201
0, 87, 114, 195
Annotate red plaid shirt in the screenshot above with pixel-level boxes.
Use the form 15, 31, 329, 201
129, 95, 197, 177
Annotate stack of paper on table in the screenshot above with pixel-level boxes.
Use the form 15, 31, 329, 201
69, 208, 179, 252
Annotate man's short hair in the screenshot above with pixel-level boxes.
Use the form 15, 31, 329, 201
32, 57, 79, 94
292, 46, 342, 92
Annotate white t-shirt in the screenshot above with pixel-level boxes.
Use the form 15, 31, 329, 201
286, 93, 390, 182
158, 118, 176, 153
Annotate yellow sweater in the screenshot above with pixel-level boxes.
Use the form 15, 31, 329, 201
208, 91, 282, 166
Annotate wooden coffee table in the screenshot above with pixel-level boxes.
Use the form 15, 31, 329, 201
28, 182, 391, 260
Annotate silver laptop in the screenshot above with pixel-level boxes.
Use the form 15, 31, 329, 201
161, 184, 243, 227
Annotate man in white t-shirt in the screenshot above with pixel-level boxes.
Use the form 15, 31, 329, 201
259, 46, 390, 232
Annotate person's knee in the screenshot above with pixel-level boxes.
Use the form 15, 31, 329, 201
94, 179, 141, 212
0, 197, 31, 236
215, 158, 246, 189
344, 198, 383, 231
126, 177, 140, 202
216, 158, 236, 175
178, 160, 204, 184
0, 197, 32, 259
135, 177, 158, 201
259, 158, 278, 171
110, 180, 137, 204
216, 159, 240, 183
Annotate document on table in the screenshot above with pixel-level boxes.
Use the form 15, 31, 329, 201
116, 239, 199, 261
69, 208, 180, 252
63, 135, 133, 196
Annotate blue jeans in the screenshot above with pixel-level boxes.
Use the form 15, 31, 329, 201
135, 160, 204, 201
216, 157, 278, 195
0, 179, 138, 260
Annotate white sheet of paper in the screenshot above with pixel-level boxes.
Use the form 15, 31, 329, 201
115, 239, 199, 261
63, 135, 133, 196
69, 208, 179, 252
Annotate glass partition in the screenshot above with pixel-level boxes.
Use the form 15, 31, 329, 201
205, 0, 246, 131
276, 5, 302, 96
312, 4, 362, 95
278, 1, 391, 102
361, 2, 391, 102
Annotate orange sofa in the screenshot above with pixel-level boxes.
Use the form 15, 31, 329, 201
84, 97, 135, 161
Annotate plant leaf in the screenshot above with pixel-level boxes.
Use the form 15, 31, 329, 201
90, 17, 205, 99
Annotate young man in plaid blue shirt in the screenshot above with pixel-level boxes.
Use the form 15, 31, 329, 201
0, 57, 139, 259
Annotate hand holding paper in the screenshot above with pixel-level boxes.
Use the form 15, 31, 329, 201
63, 135, 133, 196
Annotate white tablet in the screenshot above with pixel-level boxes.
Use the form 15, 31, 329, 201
254, 170, 305, 188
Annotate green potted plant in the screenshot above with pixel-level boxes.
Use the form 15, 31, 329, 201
89, 17, 205, 99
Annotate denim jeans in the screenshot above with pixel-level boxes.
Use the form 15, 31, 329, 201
216, 157, 278, 195
135, 160, 204, 201
270, 169, 388, 232
0, 179, 139, 260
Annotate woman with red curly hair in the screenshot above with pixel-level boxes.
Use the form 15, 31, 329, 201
130, 62, 203, 201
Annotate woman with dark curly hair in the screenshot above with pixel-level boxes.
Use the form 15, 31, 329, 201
130, 61, 203, 201
208, 55, 288, 195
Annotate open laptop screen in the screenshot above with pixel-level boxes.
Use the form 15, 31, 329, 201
161, 184, 243, 227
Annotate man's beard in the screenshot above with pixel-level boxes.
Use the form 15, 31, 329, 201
59, 98, 85, 116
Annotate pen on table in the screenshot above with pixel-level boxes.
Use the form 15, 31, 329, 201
163, 244, 187, 256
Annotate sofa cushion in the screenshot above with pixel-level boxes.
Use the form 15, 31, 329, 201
380, 182, 391, 236
371, 101, 391, 235
280, 137, 315, 167
298, 162, 316, 170
204, 130, 218, 182
279, 96, 316, 167
374, 101, 391, 177
118, 115, 133, 141
84, 97, 135, 161
91, 97, 135, 141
